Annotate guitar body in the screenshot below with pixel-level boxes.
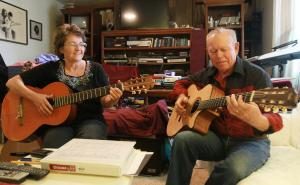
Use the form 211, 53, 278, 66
1, 82, 76, 141
167, 84, 224, 136
167, 83, 299, 137
1, 76, 155, 141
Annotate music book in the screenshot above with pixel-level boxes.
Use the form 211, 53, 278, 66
40, 139, 153, 177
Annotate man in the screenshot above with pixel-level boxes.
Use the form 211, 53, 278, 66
166, 28, 283, 185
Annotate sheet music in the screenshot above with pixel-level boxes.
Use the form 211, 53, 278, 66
41, 139, 153, 176
123, 149, 153, 175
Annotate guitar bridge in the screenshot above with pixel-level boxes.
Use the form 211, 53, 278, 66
16, 98, 24, 126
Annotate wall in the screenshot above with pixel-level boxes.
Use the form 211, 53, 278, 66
0, 0, 63, 66
256, 0, 274, 54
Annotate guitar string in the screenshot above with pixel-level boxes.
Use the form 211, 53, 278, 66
52, 81, 152, 108
197, 92, 271, 110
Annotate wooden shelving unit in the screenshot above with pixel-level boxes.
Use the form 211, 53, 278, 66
101, 28, 205, 75
203, 0, 245, 58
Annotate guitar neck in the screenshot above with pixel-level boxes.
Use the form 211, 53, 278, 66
197, 91, 254, 110
52, 83, 123, 108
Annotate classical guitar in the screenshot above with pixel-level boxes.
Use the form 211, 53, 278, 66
1, 76, 154, 141
167, 84, 298, 136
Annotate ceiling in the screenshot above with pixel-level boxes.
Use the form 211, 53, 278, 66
56, 0, 113, 7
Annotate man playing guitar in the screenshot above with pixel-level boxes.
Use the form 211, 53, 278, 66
165, 28, 283, 185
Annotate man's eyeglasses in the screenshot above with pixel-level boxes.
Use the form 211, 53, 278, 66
64, 42, 87, 48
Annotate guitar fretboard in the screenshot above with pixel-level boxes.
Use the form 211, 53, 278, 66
52, 83, 122, 108
197, 91, 255, 110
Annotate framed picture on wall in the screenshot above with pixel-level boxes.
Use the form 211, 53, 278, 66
30, 20, 42, 41
0, 0, 28, 45
70, 16, 89, 32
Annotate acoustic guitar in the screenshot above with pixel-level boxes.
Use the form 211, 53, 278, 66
167, 84, 298, 136
1, 76, 154, 141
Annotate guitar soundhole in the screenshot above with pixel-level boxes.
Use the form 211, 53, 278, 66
191, 100, 200, 113
47, 98, 54, 106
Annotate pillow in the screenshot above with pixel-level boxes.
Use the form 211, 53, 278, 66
290, 103, 300, 148
269, 113, 291, 146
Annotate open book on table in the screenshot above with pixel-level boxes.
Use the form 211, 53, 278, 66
40, 139, 153, 177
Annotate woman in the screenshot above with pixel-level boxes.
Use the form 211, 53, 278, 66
6, 24, 123, 148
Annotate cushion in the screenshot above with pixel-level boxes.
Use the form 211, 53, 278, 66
290, 103, 300, 149
238, 146, 300, 185
268, 113, 291, 146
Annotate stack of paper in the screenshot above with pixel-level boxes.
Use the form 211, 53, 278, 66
40, 139, 152, 177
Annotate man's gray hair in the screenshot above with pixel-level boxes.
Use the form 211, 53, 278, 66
207, 27, 237, 43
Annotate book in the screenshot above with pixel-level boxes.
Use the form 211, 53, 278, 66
126, 40, 152, 47
138, 58, 163, 63
40, 139, 153, 177
104, 59, 128, 63
166, 58, 187, 63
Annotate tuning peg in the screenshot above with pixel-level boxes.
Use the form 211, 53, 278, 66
132, 91, 136, 95
137, 90, 141, 94
264, 106, 271, 112
272, 106, 279, 113
143, 89, 148, 93
281, 107, 288, 113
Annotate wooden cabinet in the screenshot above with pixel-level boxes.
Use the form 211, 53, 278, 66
61, 4, 114, 62
203, 0, 245, 58
101, 28, 205, 75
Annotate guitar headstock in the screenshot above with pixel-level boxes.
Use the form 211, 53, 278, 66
253, 87, 298, 112
122, 75, 155, 94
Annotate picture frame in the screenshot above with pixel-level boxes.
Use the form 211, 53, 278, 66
30, 20, 42, 41
0, 0, 28, 45
70, 15, 89, 32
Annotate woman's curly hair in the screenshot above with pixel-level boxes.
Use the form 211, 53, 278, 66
53, 24, 86, 59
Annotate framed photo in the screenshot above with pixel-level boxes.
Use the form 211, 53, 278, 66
0, 0, 28, 45
70, 16, 89, 32
30, 20, 42, 41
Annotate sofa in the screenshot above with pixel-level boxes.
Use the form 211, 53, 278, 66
196, 102, 300, 185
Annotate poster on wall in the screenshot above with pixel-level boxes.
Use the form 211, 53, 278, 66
0, 0, 28, 45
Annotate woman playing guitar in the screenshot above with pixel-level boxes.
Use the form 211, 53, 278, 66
4, 24, 123, 148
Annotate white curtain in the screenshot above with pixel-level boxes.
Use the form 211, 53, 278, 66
273, 0, 300, 92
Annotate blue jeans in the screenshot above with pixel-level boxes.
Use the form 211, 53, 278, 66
166, 130, 270, 185
42, 119, 107, 148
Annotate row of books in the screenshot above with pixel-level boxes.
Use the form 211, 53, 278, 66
152, 37, 190, 48
103, 57, 187, 64
104, 36, 190, 48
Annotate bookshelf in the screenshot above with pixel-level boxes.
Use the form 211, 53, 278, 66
101, 28, 205, 75
202, 0, 245, 58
